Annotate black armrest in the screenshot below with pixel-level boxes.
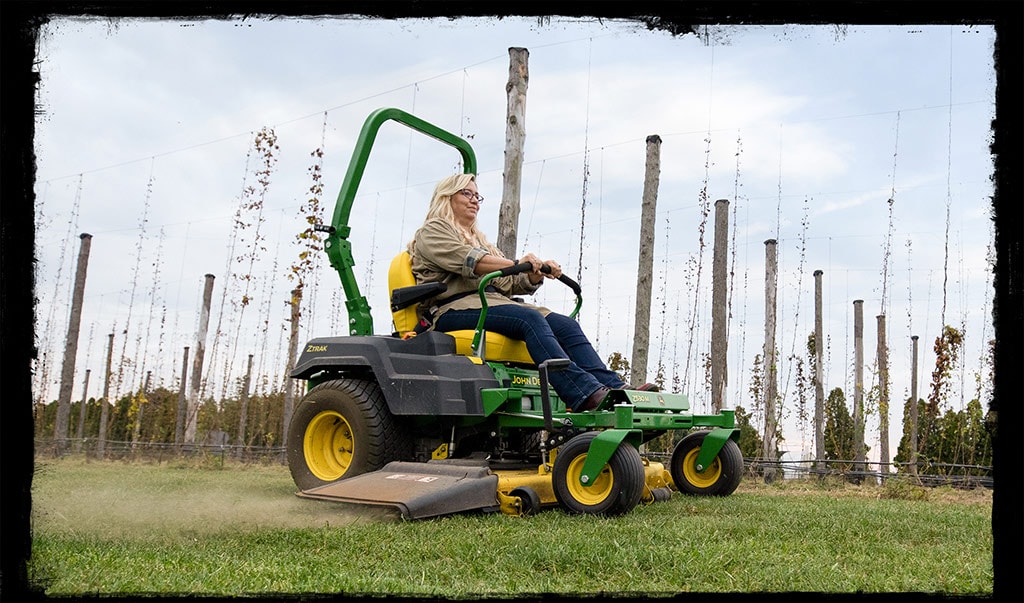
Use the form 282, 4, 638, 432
390, 282, 448, 311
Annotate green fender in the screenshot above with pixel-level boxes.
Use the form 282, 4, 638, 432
578, 429, 643, 487
693, 428, 741, 473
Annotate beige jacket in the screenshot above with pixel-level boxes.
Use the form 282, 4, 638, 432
410, 218, 550, 328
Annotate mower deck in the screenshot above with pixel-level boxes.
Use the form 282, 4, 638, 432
296, 456, 675, 519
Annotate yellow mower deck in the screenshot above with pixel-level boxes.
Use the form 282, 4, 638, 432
297, 457, 675, 520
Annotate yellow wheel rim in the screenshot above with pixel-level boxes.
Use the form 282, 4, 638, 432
303, 410, 354, 482
682, 447, 722, 489
565, 454, 613, 506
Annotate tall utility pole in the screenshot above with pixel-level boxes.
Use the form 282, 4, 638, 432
630, 135, 661, 389
813, 270, 825, 474
185, 274, 215, 445
496, 47, 529, 259
853, 299, 866, 480
876, 314, 890, 480
54, 233, 93, 453
282, 287, 303, 448
97, 332, 114, 457
710, 199, 730, 412
762, 239, 779, 482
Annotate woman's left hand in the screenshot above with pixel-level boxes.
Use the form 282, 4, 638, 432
542, 259, 562, 279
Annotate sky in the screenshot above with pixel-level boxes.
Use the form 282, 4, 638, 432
31, 15, 997, 464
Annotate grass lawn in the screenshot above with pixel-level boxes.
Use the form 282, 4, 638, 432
28, 456, 993, 596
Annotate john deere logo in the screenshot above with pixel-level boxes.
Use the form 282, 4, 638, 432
511, 375, 541, 387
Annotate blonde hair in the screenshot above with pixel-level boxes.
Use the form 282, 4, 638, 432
408, 173, 502, 256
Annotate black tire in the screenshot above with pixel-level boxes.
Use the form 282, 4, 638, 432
287, 378, 410, 491
670, 430, 743, 496
509, 486, 542, 517
552, 431, 645, 516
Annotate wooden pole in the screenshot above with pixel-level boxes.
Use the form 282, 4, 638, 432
54, 233, 92, 453
710, 199, 730, 412
131, 370, 152, 447
97, 332, 114, 457
74, 368, 91, 453
496, 47, 529, 259
813, 270, 825, 474
185, 274, 215, 445
877, 314, 890, 481
853, 299, 865, 480
237, 353, 254, 448
175, 346, 189, 449
282, 287, 303, 448
630, 135, 661, 389
762, 239, 779, 482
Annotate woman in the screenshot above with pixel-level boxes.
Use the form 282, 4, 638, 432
408, 173, 643, 412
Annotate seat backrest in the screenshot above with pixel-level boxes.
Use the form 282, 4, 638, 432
388, 250, 535, 364
388, 251, 420, 334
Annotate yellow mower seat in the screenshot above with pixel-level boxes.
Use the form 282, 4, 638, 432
388, 251, 534, 364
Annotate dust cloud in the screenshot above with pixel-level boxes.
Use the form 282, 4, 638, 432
30, 459, 401, 542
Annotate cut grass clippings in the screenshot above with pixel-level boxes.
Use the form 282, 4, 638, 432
28, 456, 993, 596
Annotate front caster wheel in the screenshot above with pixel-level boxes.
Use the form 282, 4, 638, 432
509, 486, 542, 517
670, 430, 743, 496
552, 432, 645, 516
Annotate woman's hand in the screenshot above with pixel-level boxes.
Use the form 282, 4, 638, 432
518, 253, 561, 284
542, 259, 562, 279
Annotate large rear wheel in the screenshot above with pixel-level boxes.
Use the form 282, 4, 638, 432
552, 432, 645, 516
287, 378, 409, 491
670, 430, 743, 496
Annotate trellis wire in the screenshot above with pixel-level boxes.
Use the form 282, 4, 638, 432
113, 164, 156, 406
682, 131, 713, 401
225, 128, 275, 402
207, 134, 256, 401
655, 212, 671, 388
36, 175, 83, 407
254, 211, 285, 397
300, 113, 329, 344
575, 37, 593, 288
142, 226, 166, 389
727, 132, 740, 397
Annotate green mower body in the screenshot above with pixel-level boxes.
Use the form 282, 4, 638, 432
287, 108, 742, 519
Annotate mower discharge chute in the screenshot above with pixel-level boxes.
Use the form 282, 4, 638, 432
287, 107, 742, 519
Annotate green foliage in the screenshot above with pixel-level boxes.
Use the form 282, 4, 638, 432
923, 325, 964, 453
895, 396, 992, 475
288, 145, 326, 290
733, 405, 763, 459
606, 351, 630, 383
823, 387, 855, 470
747, 352, 763, 419
879, 479, 930, 501
34, 387, 288, 449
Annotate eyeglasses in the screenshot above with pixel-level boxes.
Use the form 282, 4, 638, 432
458, 189, 484, 204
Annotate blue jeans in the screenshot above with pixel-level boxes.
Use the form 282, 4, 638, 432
435, 304, 625, 410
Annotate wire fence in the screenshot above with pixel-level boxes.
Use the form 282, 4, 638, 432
34, 437, 287, 465
34, 438, 992, 490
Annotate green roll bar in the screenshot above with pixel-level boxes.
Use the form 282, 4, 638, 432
321, 107, 477, 335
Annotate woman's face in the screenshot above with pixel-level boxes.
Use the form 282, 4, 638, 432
450, 181, 481, 228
